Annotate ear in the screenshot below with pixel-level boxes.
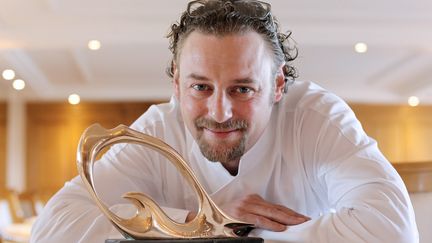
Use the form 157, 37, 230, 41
273, 64, 285, 102
172, 62, 180, 99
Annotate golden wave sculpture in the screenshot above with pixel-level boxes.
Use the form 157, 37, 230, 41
77, 123, 255, 240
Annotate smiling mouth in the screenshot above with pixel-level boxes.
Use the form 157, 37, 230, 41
205, 128, 238, 133
203, 128, 242, 138
195, 118, 248, 132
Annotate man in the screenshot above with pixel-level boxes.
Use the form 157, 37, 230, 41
31, 0, 418, 242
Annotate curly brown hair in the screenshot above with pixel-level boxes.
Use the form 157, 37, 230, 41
166, 0, 298, 92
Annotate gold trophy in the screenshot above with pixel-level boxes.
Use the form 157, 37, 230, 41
77, 124, 263, 243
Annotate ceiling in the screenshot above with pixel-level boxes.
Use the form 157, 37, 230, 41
1, 0, 432, 104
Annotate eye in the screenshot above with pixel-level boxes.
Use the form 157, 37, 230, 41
232, 86, 255, 95
230, 86, 256, 100
192, 84, 211, 91
236, 86, 253, 94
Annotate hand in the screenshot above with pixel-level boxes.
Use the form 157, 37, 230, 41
219, 194, 310, 232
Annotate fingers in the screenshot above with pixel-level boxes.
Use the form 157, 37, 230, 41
236, 194, 310, 227
242, 213, 287, 232
273, 204, 311, 223
249, 202, 309, 226
261, 205, 308, 225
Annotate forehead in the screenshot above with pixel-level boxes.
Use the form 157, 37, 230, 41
182, 30, 267, 55
178, 31, 273, 73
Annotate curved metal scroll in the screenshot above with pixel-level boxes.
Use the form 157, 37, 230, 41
76, 123, 254, 239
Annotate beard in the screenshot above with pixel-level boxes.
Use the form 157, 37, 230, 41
194, 117, 249, 163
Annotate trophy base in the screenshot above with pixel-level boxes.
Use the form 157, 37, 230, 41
106, 237, 263, 243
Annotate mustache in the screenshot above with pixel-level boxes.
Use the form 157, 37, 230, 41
195, 117, 248, 130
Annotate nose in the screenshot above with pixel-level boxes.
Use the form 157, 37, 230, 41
208, 91, 233, 123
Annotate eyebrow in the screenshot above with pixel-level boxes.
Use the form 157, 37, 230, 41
187, 73, 210, 81
187, 73, 258, 84
232, 78, 257, 84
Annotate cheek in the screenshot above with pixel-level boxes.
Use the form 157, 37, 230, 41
233, 101, 255, 121
180, 96, 206, 121
241, 99, 272, 124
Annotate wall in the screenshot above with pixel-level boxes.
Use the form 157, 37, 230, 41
350, 104, 432, 163
25, 102, 158, 197
0, 103, 6, 193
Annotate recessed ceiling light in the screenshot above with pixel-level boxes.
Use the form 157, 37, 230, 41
408, 96, 420, 107
2, 69, 15, 80
354, 42, 368, 53
88, 40, 101, 50
12, 79, 25, 90
68, 94, 81, 105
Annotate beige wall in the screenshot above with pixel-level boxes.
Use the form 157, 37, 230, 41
25, 102, 158, 196
350, 104, 432, 163
0, 103, 6, 192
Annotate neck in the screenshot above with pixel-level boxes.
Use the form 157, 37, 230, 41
221, 159, 240, 176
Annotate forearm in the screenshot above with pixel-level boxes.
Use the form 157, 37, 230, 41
251, 186, 418, 243
31, 180, 115, 242
254, 207, 417, 243
31, 179, 190, 242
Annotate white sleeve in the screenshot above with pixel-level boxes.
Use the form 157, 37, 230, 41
30, 142, 190, 243
253, 151, 419, 242
253, 99, 418, 242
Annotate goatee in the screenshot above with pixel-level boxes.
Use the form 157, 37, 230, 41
194, 117, 248, 163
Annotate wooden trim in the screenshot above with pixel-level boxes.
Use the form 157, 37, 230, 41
393, 161, 432, 193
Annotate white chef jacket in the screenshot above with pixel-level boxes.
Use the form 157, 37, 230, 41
30, 81, 418, 243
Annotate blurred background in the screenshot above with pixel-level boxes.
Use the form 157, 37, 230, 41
0, 0, 432, 242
